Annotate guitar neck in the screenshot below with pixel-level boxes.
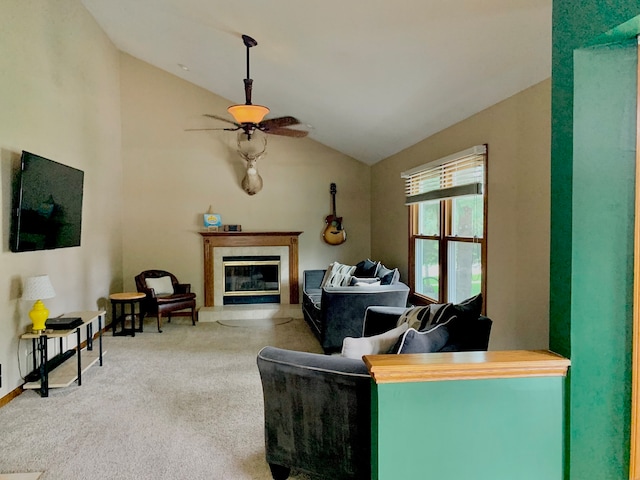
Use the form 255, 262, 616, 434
330, 183, 338, 217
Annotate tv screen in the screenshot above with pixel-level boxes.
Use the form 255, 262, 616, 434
11, 151, 84, 252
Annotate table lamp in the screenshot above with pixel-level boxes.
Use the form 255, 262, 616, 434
22, 274, 56, 333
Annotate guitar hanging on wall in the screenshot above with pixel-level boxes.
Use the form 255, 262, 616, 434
323, 183, 347, 245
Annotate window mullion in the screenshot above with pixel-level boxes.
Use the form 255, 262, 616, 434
439, 199, 448, 302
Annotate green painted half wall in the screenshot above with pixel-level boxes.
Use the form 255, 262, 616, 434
372, 377, 565, 480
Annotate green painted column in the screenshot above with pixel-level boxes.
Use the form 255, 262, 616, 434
551, 4, 640, 478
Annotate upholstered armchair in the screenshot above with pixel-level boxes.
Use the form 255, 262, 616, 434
257, 305, 492, 480
134, 270, 197, 333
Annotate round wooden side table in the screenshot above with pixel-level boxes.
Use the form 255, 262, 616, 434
109, 292, 146, 337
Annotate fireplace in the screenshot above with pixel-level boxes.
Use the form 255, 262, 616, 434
199, 231, 302, 307
223, 255, 281, 304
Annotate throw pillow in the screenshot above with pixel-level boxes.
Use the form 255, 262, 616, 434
418, 303, 456, 330
446, 293, 483, 347
354, 259, 379, 277
145, 276, 174, 295
376, 263, 394, 280
349, 276, 381, 286
341, 323, 409, 359
379, 268, 400, 285
450, 293, 483, 322
396, 305, 431, 330
396, 304, 456, 331
320, 262, 356, 288
393, 323, 450, 354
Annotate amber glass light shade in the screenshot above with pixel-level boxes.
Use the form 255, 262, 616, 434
227, 104, 270, 124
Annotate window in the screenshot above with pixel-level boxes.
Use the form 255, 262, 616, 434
402, 145, 487, 306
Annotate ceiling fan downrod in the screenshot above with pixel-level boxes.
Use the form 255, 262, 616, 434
242, 34, 257, 106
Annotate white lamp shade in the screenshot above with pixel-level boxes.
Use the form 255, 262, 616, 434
22, 274, 56, 300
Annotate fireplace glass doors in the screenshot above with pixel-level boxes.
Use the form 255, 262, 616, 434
222, 255, 280, 304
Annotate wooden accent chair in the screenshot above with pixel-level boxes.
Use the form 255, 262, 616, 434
134, 270, 197, 333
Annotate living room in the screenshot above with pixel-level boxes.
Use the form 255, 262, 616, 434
1, 1, 640, 479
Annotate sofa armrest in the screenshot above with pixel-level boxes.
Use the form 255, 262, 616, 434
174, 283, 191, 294
257, 346, 371, 479
138, 286, 156, 299
303, 269, 326, 292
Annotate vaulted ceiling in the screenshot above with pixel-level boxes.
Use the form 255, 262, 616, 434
81, 0, 551, 165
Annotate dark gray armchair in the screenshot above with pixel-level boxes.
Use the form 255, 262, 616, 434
257, 347, 371, 480
257, 306, 493, 480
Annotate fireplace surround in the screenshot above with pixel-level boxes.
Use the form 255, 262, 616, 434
199, 231, 302, 307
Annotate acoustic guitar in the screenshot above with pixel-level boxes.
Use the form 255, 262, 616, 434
323, 183, 347, 245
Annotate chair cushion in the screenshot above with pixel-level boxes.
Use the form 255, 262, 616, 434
156, 292, 195, 304
145, 276, 174, 295
341, 322, 409, 359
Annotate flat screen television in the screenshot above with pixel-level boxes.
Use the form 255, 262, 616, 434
10, 151, 84, 252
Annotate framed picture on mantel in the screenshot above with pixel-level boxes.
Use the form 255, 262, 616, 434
204, 213, 222, 228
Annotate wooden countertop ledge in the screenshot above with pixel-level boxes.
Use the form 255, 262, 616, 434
363, 350, 571, 384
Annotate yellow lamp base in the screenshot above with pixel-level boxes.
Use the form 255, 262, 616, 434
29, 300, 49, 333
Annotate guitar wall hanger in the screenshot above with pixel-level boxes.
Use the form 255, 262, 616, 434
322, 183, 347, 245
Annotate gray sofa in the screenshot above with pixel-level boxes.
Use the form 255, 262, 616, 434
302, 268, 410, 353
257, 305, 492, 480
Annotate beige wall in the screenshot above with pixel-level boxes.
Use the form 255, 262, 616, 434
0, 2, 551, 399
371, 80, 551, 350
0, 1, 123, 396
119, 54, 371, 301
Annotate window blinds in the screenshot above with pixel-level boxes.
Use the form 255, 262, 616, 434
401, 145, 486, 205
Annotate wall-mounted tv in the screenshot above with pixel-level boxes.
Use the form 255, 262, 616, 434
10, 151, 84, 252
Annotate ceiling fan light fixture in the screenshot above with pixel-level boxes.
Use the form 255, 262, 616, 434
227, 104, 270, 124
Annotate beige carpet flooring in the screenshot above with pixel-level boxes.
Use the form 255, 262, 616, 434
0, 317, 323, 480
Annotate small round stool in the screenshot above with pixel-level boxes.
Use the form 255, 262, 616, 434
110, 292, 146, 337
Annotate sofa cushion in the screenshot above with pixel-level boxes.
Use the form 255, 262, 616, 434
393, 323, 450, 354
321, 262, 356, 287
354, 259, 379, 277
145, 276, 174, 295
341, 322, 409, 359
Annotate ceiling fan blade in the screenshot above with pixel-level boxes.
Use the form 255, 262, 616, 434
203, 114, 241, 127
260, 116, 300, 128
262, 126, 309, 138
184, 127, 241, 132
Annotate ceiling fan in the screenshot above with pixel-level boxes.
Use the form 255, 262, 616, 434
188, 34, 308, 139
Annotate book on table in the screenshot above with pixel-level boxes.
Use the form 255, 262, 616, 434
45, 317, 83, 330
